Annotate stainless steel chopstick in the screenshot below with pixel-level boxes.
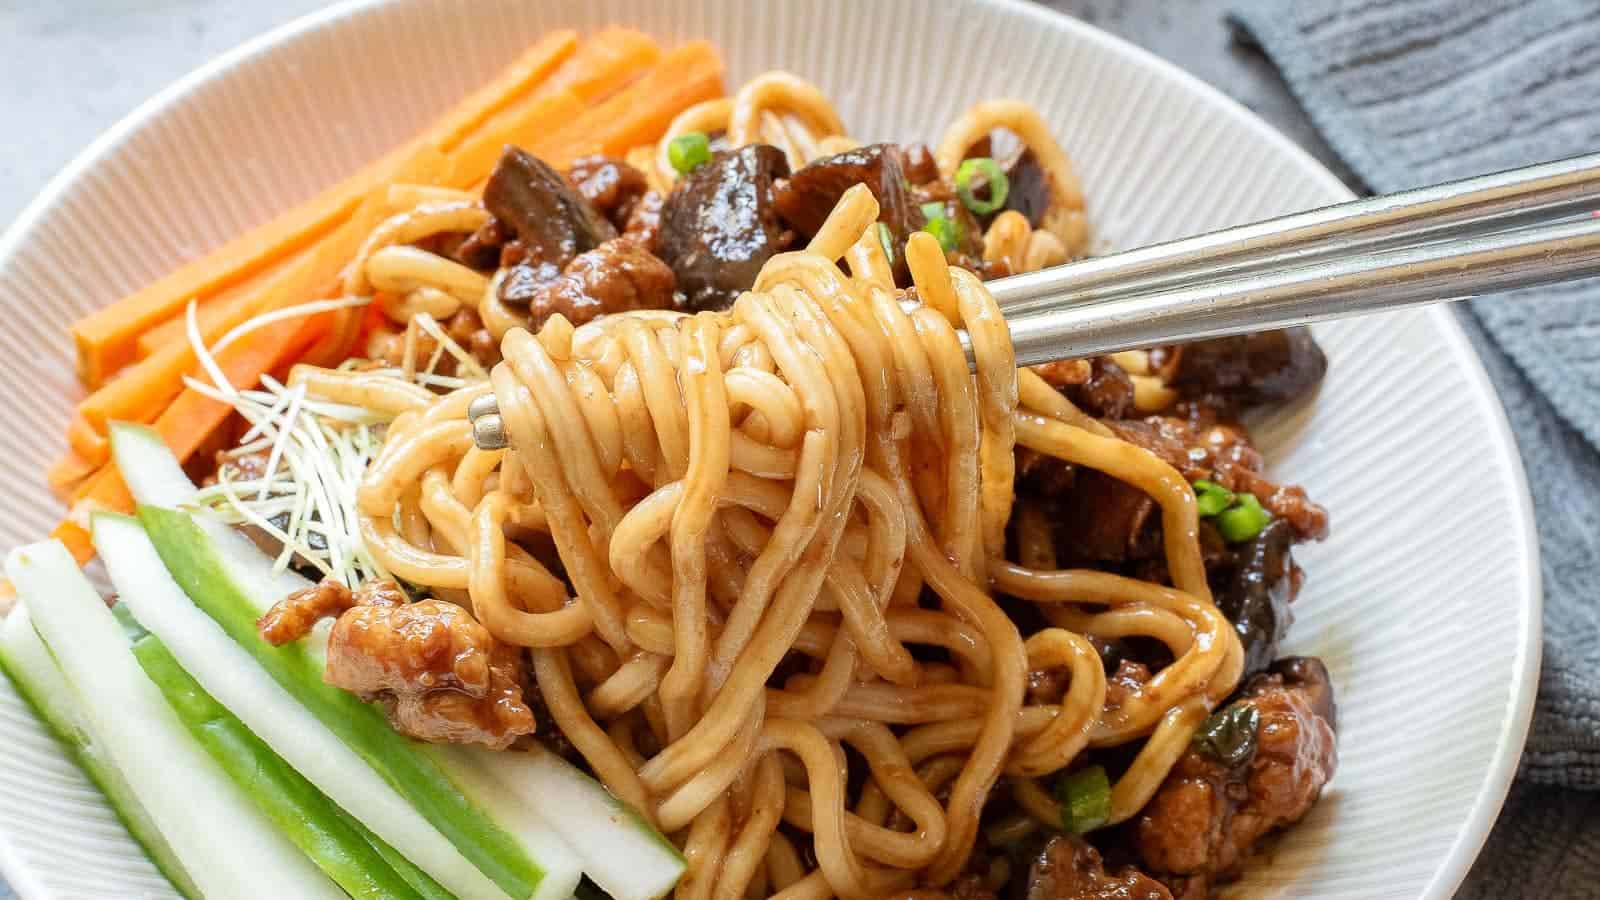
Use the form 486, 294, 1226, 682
1000, 214, 1600, 367
466, 153, 1600, 451
989, 150, 1600, 317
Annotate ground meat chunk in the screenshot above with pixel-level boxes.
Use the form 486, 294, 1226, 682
622, 190, 665, 251
258, 578, 356, 645
454, 216, 512, 270
1103, 659, 1152, 713
566, 155, 650, 229
1016, 834, 1171, 900
1106, 417, 1328, 542
256, 579, 537, 750
523, 236, 676, 329
443, 306, 501, 368
1132, 658, 1337, 892
1152, 328, 1327, 419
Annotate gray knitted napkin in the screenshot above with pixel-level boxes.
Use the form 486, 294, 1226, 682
1229, 0, 1600, 892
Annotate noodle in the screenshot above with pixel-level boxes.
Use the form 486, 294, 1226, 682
345, 182, 1244, 900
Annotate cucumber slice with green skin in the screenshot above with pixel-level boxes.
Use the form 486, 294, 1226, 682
130, 629, 436, 900
136, 504, 553, 900
94, 511, 506, 900
459, 746, 686, 900
0, 608, 201, 899
5, 540, 344, 900
349, 815, 458, 900
112, 420, 671, 899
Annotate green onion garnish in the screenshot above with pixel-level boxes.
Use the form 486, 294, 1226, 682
668, 132, 711, 175
1193, 479, 1236, 518
1216, 492, 1271, 542
1056, 765, 1111, 834
955, 157, 1010, 216
1192, 704, 1260, 768
876, 222, 896, 266
920, 202, 961, 253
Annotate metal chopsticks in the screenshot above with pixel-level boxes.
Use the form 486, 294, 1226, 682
985, 150, 1600, 367
467, 152, 1600, 450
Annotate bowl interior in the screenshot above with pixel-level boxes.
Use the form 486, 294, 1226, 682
0, 1, 1538, 897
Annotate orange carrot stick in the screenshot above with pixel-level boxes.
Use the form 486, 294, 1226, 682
426, 30, 579, 152
46, 451, 99, 501
75, 144, 448, 435
134, 242, 320, 359
446, 90, 584, 189
51, 520, 97, 566
69, 33, 578, 388
68, 142, 411, 388
67, 414, 111, 466
534, 41, 724, 167
535, 28, 661, 104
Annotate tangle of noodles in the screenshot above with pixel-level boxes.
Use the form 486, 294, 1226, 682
325, 182, 1244, 900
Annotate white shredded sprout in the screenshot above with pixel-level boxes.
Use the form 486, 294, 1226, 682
181, 296, 488, 589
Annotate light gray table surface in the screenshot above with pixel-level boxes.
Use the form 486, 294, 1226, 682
0, 1, 1584, 897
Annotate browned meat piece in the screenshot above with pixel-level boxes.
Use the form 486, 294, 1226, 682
1019, 834, 1172, 900
1104, 658, 1152, 713
1069, 358, 1135, 420
566, 155, 649, 228
443, 306, 501, 368
523, 236, 676, 329
258, 579, 356, 645
1032, 359, 1092, 388
484, 146, 617, 267
258, 579, 537, 750
773, 143, 922, 249
1003, 149, 1052, 230
1107, 417, 1329, 542
1132, 658, 1337, 893
1055, 468, 1159, 562
657, 144, 792, 311
1212, 519, 1303, 676
453, 216, 511, 270
902, 142, 941, 185
486, 146, 618, 308
1153, 328, 1327, 418
622, 190, 665, 251
1026, 666, 1071, 706
1029, 357, 1135, 419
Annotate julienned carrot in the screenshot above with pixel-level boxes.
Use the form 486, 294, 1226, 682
53, 309, 329, 570
135, 242, 321, 359
51, 520, 96, 566
68, 414, 111, 467
74, 144, 449, 436
426, 30, 579, 152
446, 90, 585, 189
47, 451, 99, 501
155, 311, 329, 465
69, 33, 580, 388
535, 28, 661, 104
68, 141, 411, 389
534, 41, 725, 167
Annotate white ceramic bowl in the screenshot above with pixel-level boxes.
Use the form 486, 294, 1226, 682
0, 1, 1540, 898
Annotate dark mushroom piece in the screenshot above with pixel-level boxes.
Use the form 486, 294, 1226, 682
656, 144, 793, 311
481, 146, 618, 306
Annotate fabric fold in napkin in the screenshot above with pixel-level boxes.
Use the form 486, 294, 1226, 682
1228, 0, 1600, 893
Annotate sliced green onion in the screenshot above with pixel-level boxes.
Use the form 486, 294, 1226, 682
919, 202, 960, 253
1193, 479, 1236, 518
876, 222, 896, 266
955, 157, 1009, 216
1216, 493, 1271, 542
1055, 765, 1111, 834
668, 132, 711, 175
1192, 703, 1260, 768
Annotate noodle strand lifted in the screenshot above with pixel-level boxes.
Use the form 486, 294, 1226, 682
343, 184, 1244, 900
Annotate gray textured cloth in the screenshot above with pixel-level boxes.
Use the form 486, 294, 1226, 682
1229, 0, 1600, 893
